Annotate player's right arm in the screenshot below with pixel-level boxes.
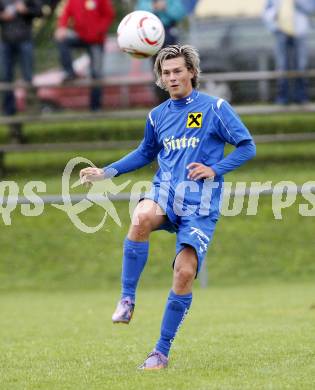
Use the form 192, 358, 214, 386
80, 112, 161, 183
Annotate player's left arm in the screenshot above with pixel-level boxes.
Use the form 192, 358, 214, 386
187, 139, 256, 180
187, 99, 256, 180
210, 139, 256, 177
198, 99, 256, 178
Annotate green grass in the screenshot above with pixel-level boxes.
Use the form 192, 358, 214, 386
1, 195, 314, 290
242, 112, 315, 135
1, 138, 314, 289
0, 119, 146, 144
1, 115, 314, 388
0, 284, 314, 389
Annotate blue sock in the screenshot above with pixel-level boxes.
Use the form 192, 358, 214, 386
155, 290, 192, 357
121, 238, 149, 302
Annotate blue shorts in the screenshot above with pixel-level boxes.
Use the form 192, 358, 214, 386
142, 187, 218, 275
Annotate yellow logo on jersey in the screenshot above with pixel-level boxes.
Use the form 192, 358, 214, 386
187, 112, 202, 128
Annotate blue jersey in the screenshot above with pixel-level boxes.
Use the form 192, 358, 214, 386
105, 89, 255, 268
106, 89, 255, 220
137, 90, 253, 218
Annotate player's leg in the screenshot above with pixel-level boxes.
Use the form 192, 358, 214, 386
122, 199, 166, 300
172, 245, 198, 294
112, 200, 166, 324
140, 217, 217, 369
139, 246, 196, 369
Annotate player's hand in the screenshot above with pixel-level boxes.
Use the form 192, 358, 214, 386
80, 167, 105, 185
186, 162, 216, 181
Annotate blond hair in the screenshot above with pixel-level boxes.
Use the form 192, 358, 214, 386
154, 45, 201, 90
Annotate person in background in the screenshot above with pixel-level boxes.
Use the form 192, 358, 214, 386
54, 0, 115, 111
0, 0, 43, 116
263, 0, 315, 104
135, 0, 187, 103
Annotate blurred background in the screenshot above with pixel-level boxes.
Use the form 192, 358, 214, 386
2, 0, 315, 113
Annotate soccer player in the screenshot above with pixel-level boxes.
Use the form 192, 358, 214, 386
80, 45, 256, 370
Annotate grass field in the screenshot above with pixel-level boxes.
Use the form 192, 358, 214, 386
1, 195, 314, 290
1, 113, 315, 389
1, 284, 315, 389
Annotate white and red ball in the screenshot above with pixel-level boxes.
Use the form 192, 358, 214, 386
117, 11, 165, 59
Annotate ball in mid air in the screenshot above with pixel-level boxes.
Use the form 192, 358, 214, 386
117, 10, 165, 59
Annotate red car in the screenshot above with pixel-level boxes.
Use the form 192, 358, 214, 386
16, 37, 156, 112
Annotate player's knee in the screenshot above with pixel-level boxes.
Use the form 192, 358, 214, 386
173, 246, 197, 289
174, 265, 195, 286
132, 210, 155, 230
129, 211, 155, 240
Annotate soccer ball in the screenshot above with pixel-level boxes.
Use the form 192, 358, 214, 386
117, 10, 165, 59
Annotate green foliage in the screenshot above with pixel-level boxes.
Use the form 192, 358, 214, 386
0, 140, 314, 290
1, 113, 315, 144
3, 140, 315, 186
0, 284, 315, 388
242, 112, 315, 135
0, 194, 314, 290
0, 119, 145, 144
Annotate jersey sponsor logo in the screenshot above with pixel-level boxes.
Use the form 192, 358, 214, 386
187, 112, 202, 128
163, 135, 200, 153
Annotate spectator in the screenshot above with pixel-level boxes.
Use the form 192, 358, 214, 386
182, 0, 198, 15
55, 0, 115, 111
135, 0, 187, 103
263, 0, 315, 104
0, 0, 43, 116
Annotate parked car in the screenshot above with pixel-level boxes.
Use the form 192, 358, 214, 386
180, 16, 315, 102
16, 37, 156, 112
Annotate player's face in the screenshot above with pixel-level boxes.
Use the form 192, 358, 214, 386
161, 57, 194, 99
